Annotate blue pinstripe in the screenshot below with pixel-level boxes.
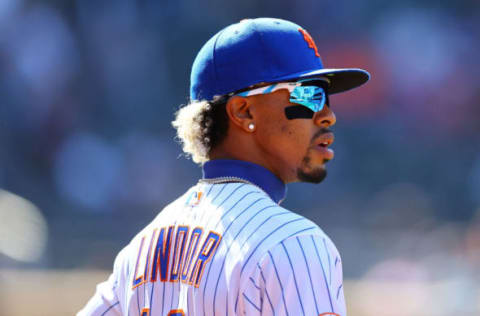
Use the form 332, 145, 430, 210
232, 212, 293, 312
312, 236, 334, 313
149, 282, 155, 315
215, 183, 245, 206
187, 283, 194, 315
203, 190, 262, 315
208, 183, 226, 202
336, 284, 343, 300
268, 251, 289, 316
226, 204, 279, 316
243, 293, 262, 312
280, 241, 305, 316
143, 277, 147, 312
250, 277, 261, 290
199, 183, 235, 224
296, 236, 320, 315
284, 227, 317, 241
217, 192, 259, 225
162, 219, 178, 315
192, 180, 217, 223
136, 283, 140, 315
118, 182, 334, 315
239, 217, 304, 276
206, 182, 226, 204
258, 263, 275, 316
209, 197, 269, 314
197, 183, 228, 223
323, 238, 332, 286
100, 301, 119, 316
211, 202, 274, 315
201, 184, 250, 315
161, 280, 166, 316
235, 224, 316, 313
205, 186, 254, 236
212, 202, 276, 315
204, 182, 216, 198
169, 279, 175, 313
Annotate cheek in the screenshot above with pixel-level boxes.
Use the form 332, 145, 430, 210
277, 124, 312, 160
280, 123, 309, 144
280, 124, 292, 135
256, 105, 311, 156
258, 122, 296, 153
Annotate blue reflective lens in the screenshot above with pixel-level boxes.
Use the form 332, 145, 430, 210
289, 85, 326, 112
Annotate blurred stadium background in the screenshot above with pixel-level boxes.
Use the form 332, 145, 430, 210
1, 0, 479, 315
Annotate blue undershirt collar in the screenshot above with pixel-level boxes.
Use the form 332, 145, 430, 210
202, 159, 287, 204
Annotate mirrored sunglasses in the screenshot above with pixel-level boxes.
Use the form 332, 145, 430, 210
235, 79, 328, 113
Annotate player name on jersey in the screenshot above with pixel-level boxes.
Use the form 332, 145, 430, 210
131, 225, 222, 290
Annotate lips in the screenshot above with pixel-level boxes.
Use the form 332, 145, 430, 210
316, 132, 334, 147
313, 132, 334, 160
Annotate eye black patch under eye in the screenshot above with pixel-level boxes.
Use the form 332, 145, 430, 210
284, 105, 314, 119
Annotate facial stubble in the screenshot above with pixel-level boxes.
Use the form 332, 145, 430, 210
296, 149, 327, 183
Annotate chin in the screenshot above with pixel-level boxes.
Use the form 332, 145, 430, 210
297, 167, 327, 184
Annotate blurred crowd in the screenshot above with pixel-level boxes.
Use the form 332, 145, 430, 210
0, 0, 479, 312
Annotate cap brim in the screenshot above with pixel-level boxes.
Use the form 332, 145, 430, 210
274, 68, 370, 94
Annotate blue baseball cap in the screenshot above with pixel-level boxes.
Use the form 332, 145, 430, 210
190, 18, 370, 101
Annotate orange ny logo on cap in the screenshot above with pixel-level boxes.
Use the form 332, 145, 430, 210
299, 28, 320, 58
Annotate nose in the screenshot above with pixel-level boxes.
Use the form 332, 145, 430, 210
313, 105, 336, 128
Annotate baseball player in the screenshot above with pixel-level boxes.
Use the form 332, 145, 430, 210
79, 18, 369, 316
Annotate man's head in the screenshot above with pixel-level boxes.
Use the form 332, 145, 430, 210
172, 18, 369, 184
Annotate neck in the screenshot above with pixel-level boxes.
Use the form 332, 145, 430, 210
209, 137, 288, 183
202, 159, 287, 204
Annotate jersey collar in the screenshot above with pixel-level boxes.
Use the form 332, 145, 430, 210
202, 159, 287, 204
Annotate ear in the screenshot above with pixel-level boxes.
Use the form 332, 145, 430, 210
225, 96, 256, 132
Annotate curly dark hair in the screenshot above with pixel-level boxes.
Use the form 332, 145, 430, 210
172, 96, 230, 164
199, 97, 230, 155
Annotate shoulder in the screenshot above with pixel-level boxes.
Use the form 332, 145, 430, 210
245, 203, 328, 247
239, 203, 339, 274
120, 185, 198, 257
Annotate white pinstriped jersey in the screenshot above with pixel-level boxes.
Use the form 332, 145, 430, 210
79, 181, 345, 316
